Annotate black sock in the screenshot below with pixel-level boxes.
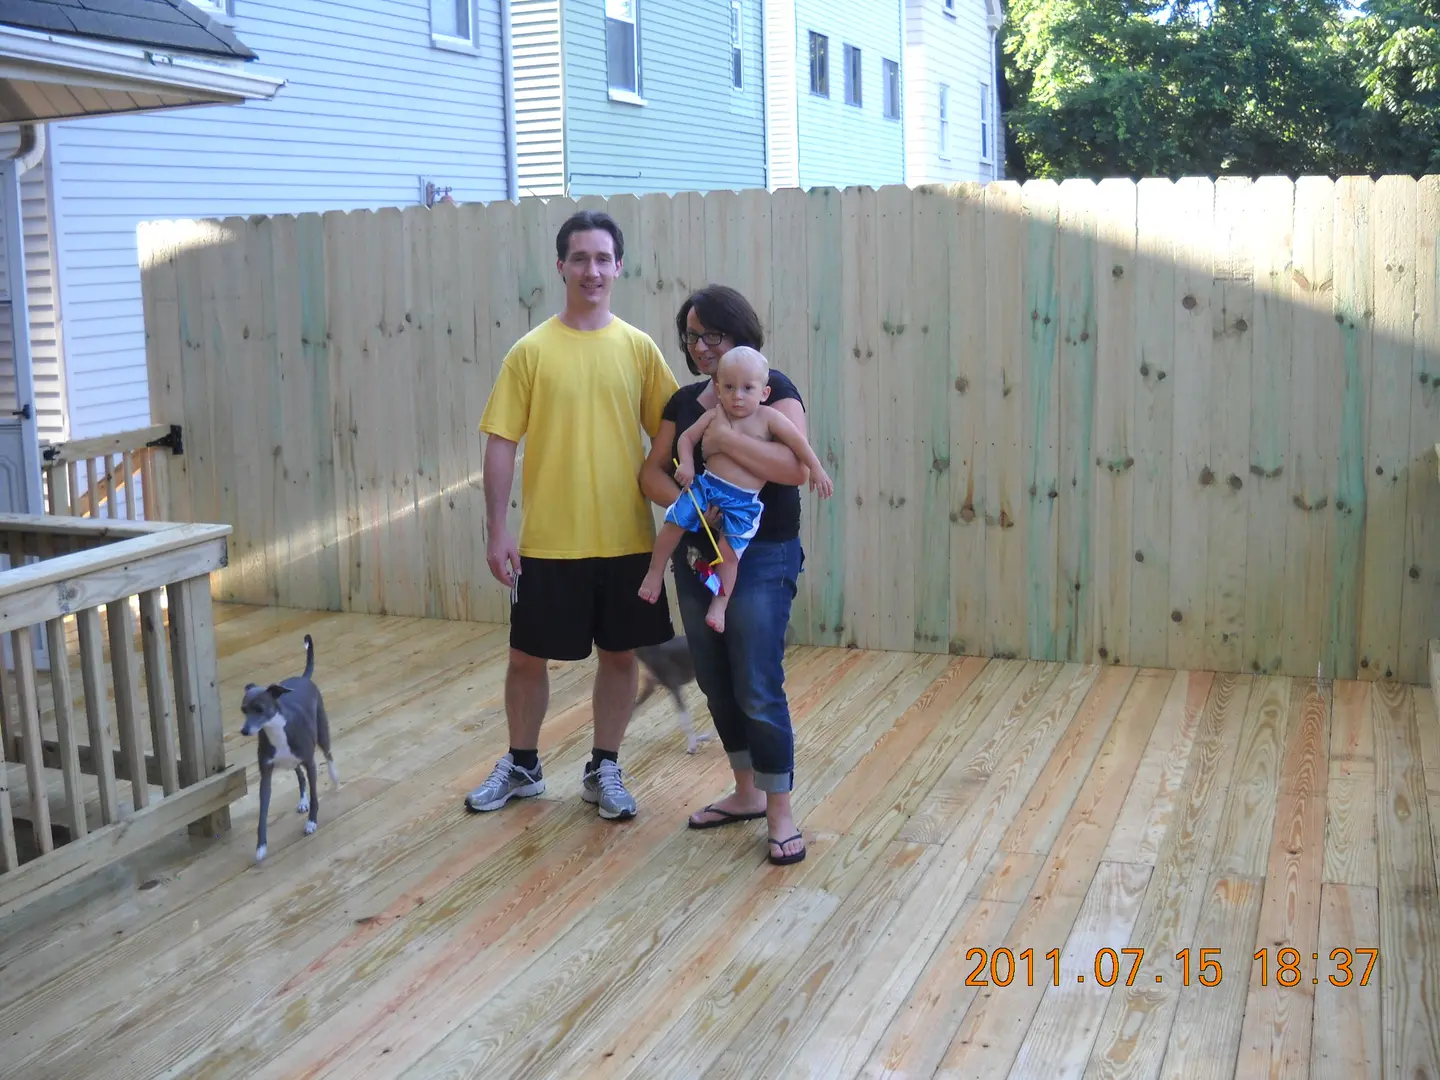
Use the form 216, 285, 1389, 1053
510, 748, 539, 771
589, 748, 618, 772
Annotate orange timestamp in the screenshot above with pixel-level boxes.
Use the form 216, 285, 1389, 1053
961, 947, 1379, 988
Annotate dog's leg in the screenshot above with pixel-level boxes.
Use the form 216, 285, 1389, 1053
256, 765, 272, 861
304, 757, 319, 835
317, 695, 339, 788
295, 764, 310, 815
668, 685, 710, 753
635, 671, 658, 709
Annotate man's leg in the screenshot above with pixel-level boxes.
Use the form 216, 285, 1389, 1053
592, 647, 638, 753
586, 553, 676, 819
505, 648, 549, 754
466, 558, 592, 813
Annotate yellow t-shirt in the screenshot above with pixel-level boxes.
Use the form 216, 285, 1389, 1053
479, 314, 680, 559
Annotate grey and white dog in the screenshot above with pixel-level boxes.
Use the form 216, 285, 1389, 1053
239, 634, 339, 861
634, 635, 711, 753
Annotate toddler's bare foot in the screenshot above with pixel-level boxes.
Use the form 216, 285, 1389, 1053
706, 600, 727, 633
638, 571, 663, 604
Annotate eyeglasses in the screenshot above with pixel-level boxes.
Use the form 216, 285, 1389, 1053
681, 330, 727, 347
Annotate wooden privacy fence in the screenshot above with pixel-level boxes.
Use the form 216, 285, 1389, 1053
138, 175, 1440, 683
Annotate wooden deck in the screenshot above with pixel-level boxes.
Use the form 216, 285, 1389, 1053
1, 603, 1438, 1079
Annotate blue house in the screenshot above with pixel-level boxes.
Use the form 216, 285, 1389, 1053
4, 0, 517, 455
511, 1, 1000, 196
511, 0, 768, 197
764, 0, 907, 190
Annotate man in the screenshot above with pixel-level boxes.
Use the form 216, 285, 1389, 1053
466, 209, 680, 820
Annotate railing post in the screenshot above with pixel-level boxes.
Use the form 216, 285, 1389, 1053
167, 574, 229, 837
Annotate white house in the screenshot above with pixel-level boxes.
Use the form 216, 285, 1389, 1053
6, 0, 517, 464
0, 0, 286, 518
904, 0, 1005, 184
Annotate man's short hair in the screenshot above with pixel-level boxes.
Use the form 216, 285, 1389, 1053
556, 210, 625, 263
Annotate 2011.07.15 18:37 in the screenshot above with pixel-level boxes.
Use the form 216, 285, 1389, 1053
961, 947, 1378, 987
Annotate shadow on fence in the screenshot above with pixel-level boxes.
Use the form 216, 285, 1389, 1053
137, 175, 1440, 683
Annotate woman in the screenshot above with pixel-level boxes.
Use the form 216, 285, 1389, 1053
639, 284, 812, 866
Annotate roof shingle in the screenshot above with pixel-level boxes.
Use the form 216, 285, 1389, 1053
0, 0, 257, 60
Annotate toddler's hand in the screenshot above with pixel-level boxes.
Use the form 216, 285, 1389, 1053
811, 467, 834, 498
675, 463, 695, 488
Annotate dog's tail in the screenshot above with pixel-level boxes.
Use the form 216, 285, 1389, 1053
302, 634, 315, 680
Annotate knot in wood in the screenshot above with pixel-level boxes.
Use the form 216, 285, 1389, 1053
1182, 295, 1198, 310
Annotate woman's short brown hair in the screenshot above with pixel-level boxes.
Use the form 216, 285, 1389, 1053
675, 285, 765, 376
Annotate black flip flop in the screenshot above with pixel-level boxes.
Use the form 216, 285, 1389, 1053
768, 833, 807, 865
687, 803, 766, 829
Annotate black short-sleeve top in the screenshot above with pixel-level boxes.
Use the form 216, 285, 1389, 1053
660, 371, 805, 544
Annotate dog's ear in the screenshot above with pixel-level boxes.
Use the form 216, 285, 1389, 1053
266, 683, 291, 698
244, 682, 257, 691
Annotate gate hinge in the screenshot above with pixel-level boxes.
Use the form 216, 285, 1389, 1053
147, 423, 184, 456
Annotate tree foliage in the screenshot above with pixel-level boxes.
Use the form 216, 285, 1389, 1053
1000, 0, 1440, 179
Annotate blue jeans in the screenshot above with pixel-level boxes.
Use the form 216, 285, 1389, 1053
672, 535, 803, 793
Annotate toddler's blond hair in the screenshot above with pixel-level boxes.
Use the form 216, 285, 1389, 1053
717, 345, 769, 380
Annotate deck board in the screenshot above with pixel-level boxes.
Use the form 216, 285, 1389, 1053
0, 604, 1437, 1079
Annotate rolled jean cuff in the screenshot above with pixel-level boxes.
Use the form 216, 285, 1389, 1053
753, 768, 794, 794
727, 748, 753, 773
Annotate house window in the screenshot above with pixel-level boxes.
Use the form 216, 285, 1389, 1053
938, 84, 950, 158
980, 82, 992, 161
431, 0, 477, 50
943, 0, 955, 13
883, 58, 900, 119
730, 1, 743, 90
809, 31, 828, 96
607, 0, 640, 97
844, 45, 862, 107
192, 0, 234, 17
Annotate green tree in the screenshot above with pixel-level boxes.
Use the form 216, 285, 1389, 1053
999, 0, 1439, 179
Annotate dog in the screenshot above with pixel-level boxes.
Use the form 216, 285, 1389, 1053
239, 634, 338, 861
634, 635, 711, 753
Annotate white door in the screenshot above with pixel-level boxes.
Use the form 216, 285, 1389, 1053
0, 158, 50, 672
0, 159, 42, 519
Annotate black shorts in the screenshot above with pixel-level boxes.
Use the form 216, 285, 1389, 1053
509, 553, 674, 661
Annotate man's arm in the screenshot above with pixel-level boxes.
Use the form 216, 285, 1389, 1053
483, 434, 522, 585
704, 397, 810, 486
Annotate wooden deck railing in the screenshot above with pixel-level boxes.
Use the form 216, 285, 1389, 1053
40, 423, 180, 521
0, 513, 244, 919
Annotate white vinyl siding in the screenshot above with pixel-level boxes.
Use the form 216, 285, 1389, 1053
764, 0, 800, 188
0, 129, 67, 445
904, 0, 1000, 184
47, 0, 511, 439
512, 0, 565, 196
